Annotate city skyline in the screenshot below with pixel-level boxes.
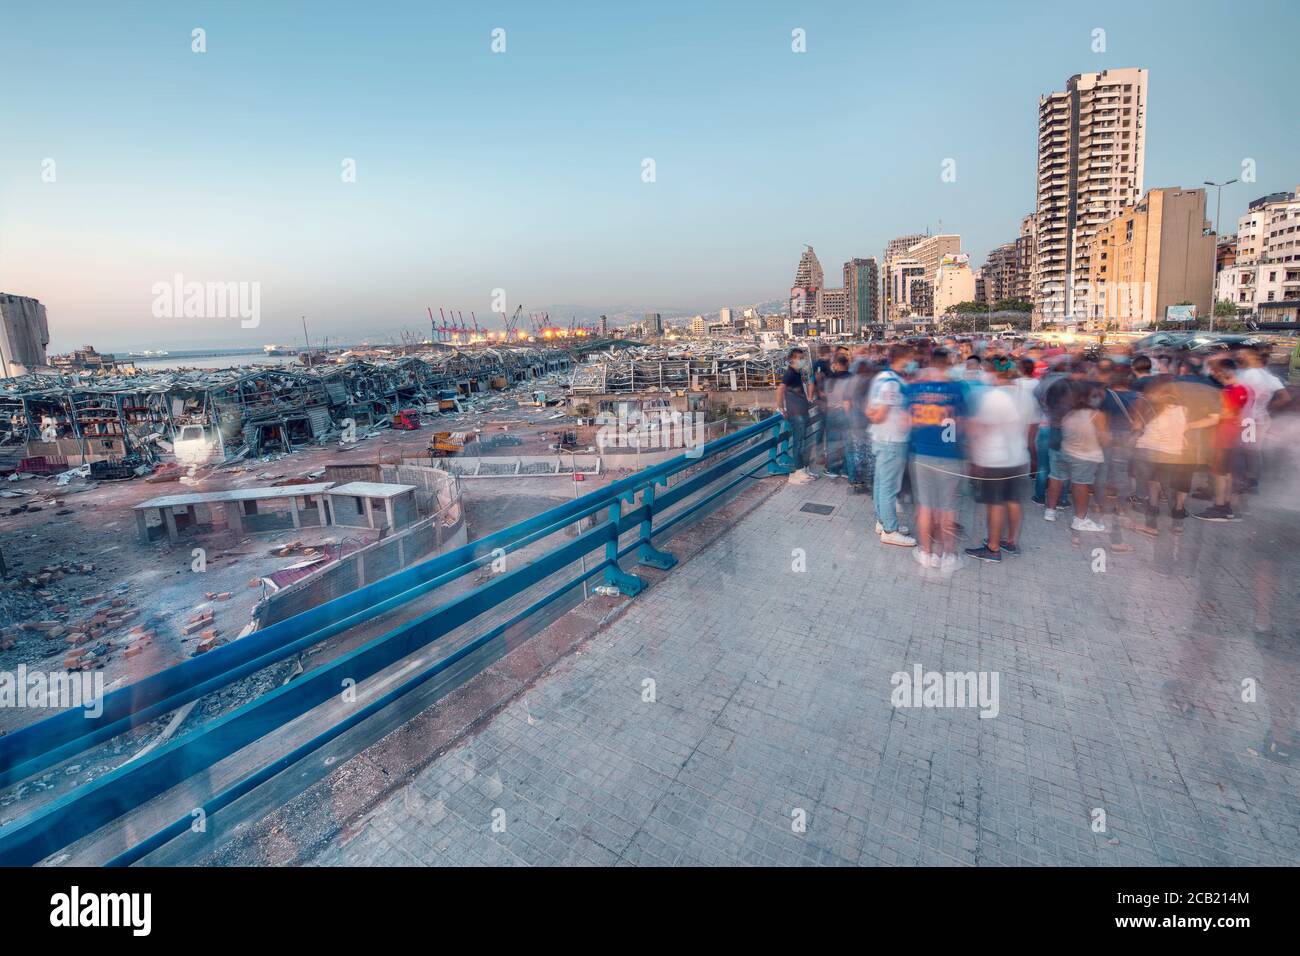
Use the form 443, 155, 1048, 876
2, 0, 1297, 350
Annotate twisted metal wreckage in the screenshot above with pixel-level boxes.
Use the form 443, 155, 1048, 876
568, 344, 788, 395
0, 348, 574, 469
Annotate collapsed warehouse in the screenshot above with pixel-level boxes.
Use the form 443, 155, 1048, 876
569, 344, 785, 395
0, 347, 575, 470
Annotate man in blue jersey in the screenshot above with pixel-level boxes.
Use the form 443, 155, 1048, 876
903, 349, 969, 572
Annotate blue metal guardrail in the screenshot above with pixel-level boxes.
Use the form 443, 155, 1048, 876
0, 410, 819, 866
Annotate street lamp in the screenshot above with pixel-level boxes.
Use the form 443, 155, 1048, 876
1204, 178, 1238, 332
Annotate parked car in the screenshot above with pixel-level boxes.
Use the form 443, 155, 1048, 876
1132, 331, 1196, 351
1187, 334, 1264, 354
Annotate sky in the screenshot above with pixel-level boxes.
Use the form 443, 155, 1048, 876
1, 0, 1296, 351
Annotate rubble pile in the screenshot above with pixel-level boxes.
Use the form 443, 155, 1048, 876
0, 346, 577, 474
569, 344, 786, 394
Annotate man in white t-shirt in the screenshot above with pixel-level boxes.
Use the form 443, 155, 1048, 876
964, 365, 1032, 562
866, 344, 915, 547
1235, 345, 1290, 491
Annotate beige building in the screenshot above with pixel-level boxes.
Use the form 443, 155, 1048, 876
933, 254, 977, 317
1216, 188, 1300, 323
1085, 187, 1213, 329
1035, 67, 1148, 325
906, 235, 961, 291
1233, 188, 1300, 265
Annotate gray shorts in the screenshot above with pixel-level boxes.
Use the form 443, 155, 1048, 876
911, 454, 962, 510
1049, 452, 1101, 486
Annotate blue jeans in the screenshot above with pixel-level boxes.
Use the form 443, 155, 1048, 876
845, 423, 870, 484
787, 413, 810, 469
825, 409, 850, 474
1035, 425, 1070, 502
1034, 425, 1053, 500
873, 440, 908, 533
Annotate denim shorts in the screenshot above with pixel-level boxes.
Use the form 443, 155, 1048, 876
1049, 452, 1100, 486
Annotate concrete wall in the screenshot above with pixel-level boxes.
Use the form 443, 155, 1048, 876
416, 455, 602, 478
255, 505, 468, 628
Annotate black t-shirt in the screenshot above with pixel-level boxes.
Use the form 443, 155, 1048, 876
782, 367, 810, 417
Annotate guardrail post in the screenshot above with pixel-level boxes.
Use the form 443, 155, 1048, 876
636, 478, 677, 570
768, 414, 795, 475
604, 492, 645, 596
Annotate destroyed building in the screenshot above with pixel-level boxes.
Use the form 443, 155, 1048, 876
0, 346, 576, 470
569, 345, 785, 395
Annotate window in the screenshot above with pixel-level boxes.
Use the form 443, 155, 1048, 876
353, 496, 365, 515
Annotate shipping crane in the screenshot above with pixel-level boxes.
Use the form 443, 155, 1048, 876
437, 308, 457, 341
506, 304, 524, 340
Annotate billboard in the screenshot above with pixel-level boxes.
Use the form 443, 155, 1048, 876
1166, 304, 1198, 323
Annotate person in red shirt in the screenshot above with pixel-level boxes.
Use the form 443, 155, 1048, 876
1195, 357, 1249, 521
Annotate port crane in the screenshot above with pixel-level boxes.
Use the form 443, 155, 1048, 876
505, 304, 524, 340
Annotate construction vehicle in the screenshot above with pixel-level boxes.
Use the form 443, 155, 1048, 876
428, 430, 471, 457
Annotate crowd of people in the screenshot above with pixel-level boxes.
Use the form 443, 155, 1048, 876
774, 336, 1292, 572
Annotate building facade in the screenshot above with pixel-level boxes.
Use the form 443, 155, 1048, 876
883, 233, 927, 325
1085, 187, 1213, 328
888, 259, 926, 324
1035, 67, 1148, 325
905, 235, 962, 295
790, 246, 824, 322
1214, 189, 1300, 323
1016, 213, 1038, 303
843, 257, 881, 333
980, 242, 1019, 304
934, 254, 977, 317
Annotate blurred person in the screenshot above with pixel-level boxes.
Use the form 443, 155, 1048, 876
1099, 366, 1143, 548
1195, 358, 1250, 521
1131, 354, 1156, 391
1171, 357, 1222, 501
1032, 360, 1084, 506
822, 354, 852, 478
964, 363, 1033, 562
844, 347, 876, 492
1131, 376, 1193, 536
1045, 380, 1109, 533
1235, 344, 1290, 492
778, 347, 817, 484
904, 351, 969, 570
867, 344, 915, 546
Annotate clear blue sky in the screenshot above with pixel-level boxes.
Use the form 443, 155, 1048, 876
1, 0, 1296, 350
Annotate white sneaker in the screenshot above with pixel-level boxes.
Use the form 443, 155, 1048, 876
940, 553, 962, 573
1043, 508, 1057, 522
880, 530, 917, 547
1071, 517, 1107, 532
913, 548, 930, 566
928, 552, 941, 569
875, 520, 912, 536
